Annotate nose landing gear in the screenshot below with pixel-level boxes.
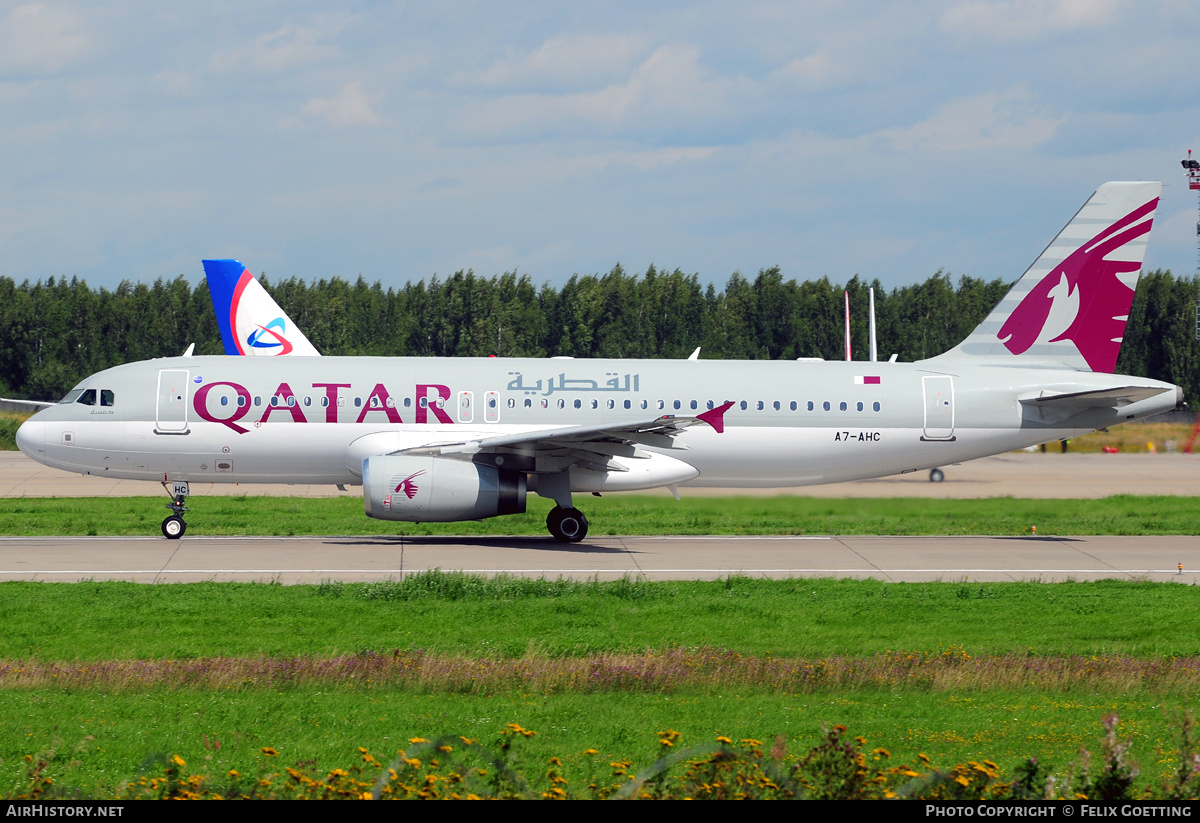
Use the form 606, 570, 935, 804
161, 481, 189, 539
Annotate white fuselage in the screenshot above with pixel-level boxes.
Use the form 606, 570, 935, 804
16, 355, 1180, 490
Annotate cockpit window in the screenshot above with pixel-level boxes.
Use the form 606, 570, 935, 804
100, 389, 114, 407
59, 389, 84, 404
76, 389, 97, 406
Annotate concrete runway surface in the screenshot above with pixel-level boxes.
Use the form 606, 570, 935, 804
2, 451, 1198, 583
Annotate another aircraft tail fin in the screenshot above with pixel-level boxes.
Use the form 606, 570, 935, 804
930, 181, 1161, 373
202, 259, 321, 357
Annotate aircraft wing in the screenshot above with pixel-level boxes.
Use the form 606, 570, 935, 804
397, 401, 734, 473
0, 397, 54, 410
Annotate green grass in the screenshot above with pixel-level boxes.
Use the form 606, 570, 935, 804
3, 687, 1194, 797
3, 575, 1199, 796
3, 493, 1200, 536
0, 576, 1196, 661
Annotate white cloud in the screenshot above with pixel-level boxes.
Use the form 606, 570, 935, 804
212, 22, 342, 73
458, 42, 748, 139
940, 0, 1124, 41
472, 33, 649, 91
0, 4, 96, 75
770, 52, 840, 89
295, 82, 382, 129
878, 90, 1063, 153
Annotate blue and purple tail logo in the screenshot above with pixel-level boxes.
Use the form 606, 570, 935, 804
202, 259, 319, 357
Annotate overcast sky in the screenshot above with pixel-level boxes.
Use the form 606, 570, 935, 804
1, 1, 1197, 292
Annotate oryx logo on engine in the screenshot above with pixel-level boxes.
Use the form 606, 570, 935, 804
394, 471, 426, 500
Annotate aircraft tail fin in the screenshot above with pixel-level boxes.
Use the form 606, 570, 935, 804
202, 259, 321, 357
931, 181, 1161, 373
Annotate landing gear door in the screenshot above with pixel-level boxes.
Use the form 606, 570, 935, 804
922, 375, 955, 441
156, 369, 190, 433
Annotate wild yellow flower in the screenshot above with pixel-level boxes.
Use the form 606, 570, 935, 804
260, 747, 278, 757
409, 737, 429, 744
170, 755, 185, 767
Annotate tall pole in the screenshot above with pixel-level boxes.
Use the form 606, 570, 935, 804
843, 291, 851, 361
869, 287, 878, 363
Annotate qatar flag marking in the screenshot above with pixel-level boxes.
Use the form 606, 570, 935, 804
854, 376, 881, 385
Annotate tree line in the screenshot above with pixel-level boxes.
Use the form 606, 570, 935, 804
0, 266, 1196, 408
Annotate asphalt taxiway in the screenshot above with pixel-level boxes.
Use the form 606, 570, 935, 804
0, 534, 1197, 584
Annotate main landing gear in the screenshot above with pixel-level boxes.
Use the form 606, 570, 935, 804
546, 506, 588, 543
161, 481, 189, 539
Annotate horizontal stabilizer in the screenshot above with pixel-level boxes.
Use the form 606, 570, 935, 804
1021, 385, 1173, 411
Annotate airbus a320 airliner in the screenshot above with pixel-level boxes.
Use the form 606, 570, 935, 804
16, 182, 1180, 542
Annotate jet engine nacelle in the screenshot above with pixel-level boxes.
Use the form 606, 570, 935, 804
363, 455, 526, 522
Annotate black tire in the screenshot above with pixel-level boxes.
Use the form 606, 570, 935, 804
929, 468, 945, 483
162, 515, 186, 539
546, 506, 589, 543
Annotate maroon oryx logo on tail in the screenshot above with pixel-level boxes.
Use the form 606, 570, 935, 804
394, 470, 426, 500
996, 197, 1158, 373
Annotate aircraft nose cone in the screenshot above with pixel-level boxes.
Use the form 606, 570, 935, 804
15, 418, 45, 462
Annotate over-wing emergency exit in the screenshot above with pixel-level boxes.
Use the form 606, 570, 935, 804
16, 183, 1180, 541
